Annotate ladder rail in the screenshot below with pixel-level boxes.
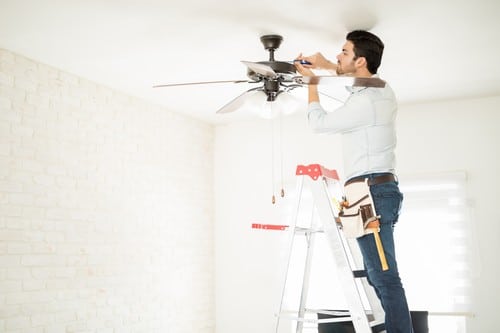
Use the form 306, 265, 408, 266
345, 236, 386, 322
275, 176, 305, 333
309, 176, 373, 333
295, 208, 317, 333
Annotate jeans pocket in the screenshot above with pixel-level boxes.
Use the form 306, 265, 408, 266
370, 183, 403, 224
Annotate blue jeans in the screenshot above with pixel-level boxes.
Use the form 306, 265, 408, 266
355, 174, 413, 333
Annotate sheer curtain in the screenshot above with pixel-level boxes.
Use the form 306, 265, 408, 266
396, 171, 478, 332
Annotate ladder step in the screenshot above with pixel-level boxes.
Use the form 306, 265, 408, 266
370, 319, 386, 330
317, 312, 386, 332
295, 226, 324, 234
353, 270, 367, 278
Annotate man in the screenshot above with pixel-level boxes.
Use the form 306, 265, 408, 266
295, 30, 413, 333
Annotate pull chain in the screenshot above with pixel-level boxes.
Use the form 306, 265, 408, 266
270, 103, 286, 204
279, 108, 285, 198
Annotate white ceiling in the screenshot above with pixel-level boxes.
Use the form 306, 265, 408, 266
1, 0, 500, 124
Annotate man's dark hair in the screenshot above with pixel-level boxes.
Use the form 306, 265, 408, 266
346, 30, 384, 74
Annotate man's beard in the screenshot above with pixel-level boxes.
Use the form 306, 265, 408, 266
336, 61, 354, 75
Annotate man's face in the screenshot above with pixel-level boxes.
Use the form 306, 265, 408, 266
336, 41, 357, 75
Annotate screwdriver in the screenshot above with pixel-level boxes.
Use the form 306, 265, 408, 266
291, 59, 312, 65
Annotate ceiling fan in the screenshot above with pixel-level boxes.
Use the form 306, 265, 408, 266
153, 34, 386, 203
153, 34, 386, 115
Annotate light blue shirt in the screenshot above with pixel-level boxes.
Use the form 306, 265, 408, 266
307, 78, 398, 180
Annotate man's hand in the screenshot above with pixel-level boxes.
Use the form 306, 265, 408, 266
296, 52, 337, 74
295, 53, 320, 103
294, 54, 315, 77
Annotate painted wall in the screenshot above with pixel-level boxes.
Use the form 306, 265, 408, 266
214, 95, 500, 333
0, 49, 215, 333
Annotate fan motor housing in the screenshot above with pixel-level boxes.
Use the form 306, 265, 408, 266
260, 34, 283, 51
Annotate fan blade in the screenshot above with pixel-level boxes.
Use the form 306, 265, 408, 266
241, 61, 277, 78
216, 89, 265, 114
153, 79, 249, 88
294, 75, 386, 88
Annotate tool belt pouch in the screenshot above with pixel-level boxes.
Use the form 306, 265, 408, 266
339, 179, 380, 238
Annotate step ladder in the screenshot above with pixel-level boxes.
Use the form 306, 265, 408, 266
275, 164, 386, 333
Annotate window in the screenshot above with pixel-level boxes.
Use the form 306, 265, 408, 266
396, 172, 477, 332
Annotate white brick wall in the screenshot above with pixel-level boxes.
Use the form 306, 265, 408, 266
0, 48, 215, 333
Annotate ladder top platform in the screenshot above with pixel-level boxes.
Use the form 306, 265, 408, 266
296, 164, 339, 181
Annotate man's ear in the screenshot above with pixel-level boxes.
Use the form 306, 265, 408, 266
355, 57, 367, 69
